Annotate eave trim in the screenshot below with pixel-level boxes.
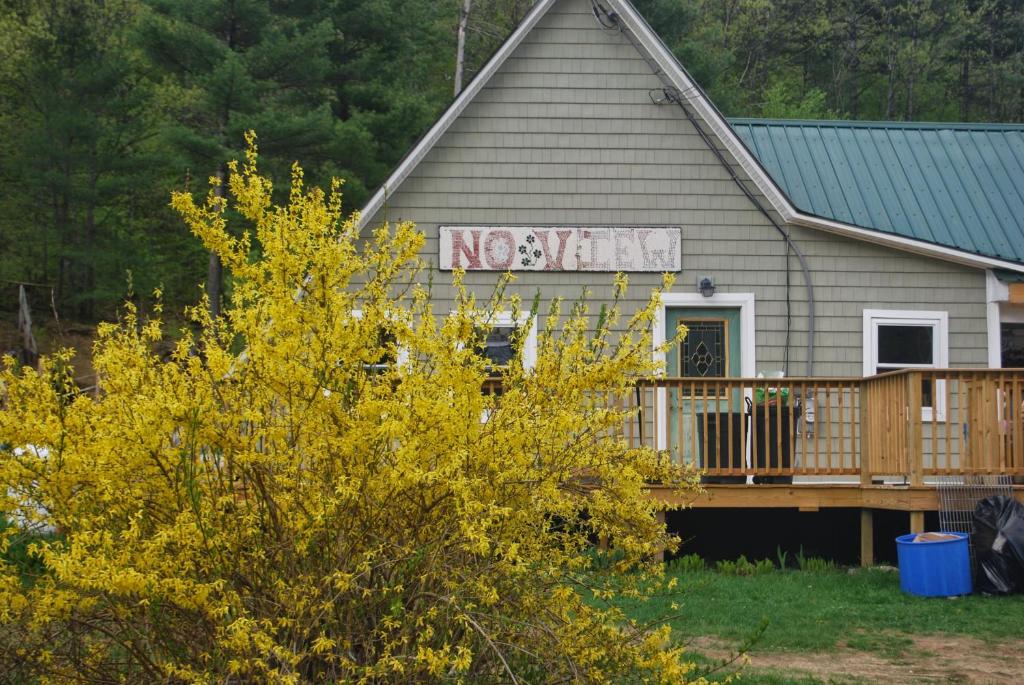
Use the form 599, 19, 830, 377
358, 0, 1024, 274
356, 0, 560, 230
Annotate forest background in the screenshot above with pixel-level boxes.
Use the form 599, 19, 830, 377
2, 0, 1023, 329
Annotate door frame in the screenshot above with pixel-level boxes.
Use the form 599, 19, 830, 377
653, 292, 756, 450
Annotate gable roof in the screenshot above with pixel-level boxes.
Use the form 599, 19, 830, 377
730, 119, 1024, 266
359, 0, 1024, 273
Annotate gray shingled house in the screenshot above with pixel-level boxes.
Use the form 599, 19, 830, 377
359, 0, 1024, 563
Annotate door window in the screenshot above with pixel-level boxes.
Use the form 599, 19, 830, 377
1002, 323, 1024, 367
679, 319, 729, 378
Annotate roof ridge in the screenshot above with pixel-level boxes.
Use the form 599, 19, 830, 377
728, 118, 1024, 131
357, 0, 1024, 271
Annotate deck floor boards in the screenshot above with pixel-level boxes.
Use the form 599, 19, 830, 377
649, 483, 1024, 511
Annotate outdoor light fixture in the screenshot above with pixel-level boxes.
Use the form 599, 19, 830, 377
697, 276, 716, 298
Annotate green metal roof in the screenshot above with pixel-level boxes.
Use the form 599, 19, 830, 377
729, 118, 1024, 265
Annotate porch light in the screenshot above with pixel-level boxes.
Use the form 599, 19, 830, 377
697, 277, 716, 298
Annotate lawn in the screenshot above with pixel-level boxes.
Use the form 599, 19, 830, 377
616, 561, 1024, 684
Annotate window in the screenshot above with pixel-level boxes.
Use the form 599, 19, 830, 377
1002, 323, 1024, 368
678, 318, 730, 397
479, 325, 517, 369
864, 310, 948, 420
471, 312, 537, 374
352, 310, 408, 372
679, 319, 728, 378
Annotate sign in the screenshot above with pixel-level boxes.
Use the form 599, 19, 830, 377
439, 226, 681, 272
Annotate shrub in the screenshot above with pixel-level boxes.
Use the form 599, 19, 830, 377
714, 555, 774, 577
0, 138, 704, 683
796, 545, 837, 572
667, 553, 707, 573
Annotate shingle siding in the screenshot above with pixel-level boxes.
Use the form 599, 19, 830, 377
366, 0, 989, 377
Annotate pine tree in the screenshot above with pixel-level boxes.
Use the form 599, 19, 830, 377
0, 0, 174, 319
137, 0, 340, 317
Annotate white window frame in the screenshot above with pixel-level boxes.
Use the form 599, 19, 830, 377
863, 309, 948, 422
453, 310, 538, 425
352, 309, 410, 369
450, 310, 538, 371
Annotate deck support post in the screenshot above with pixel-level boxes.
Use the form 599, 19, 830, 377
653, 509, 666, 562
910, 510, 925, 534
860, 509, 874, 568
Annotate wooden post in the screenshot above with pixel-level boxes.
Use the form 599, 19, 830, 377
860, 508, 874, 568
906, 371, 924, 486
910, 511, 925, 534
859, 379, 871, 486
653, 509, 666, 563
907, 371, 927, 536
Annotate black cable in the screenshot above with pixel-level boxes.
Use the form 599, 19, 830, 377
597, 10, 816, 376
590, 0, 619, 30
653, 88, 815, 376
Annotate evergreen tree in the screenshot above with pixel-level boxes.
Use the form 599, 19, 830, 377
0, 0, 176, 318
137, 0, 340, 316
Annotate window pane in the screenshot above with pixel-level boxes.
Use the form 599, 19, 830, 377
681, 320, 727, 378
481, 326, 516, 367
372, 328, 397, 367
1002, 323, 1024, 368
878, 325, 933, 365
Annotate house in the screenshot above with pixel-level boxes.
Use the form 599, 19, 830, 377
359, 0, 1024, 563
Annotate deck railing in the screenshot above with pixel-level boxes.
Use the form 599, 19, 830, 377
623, 369, 1024, 481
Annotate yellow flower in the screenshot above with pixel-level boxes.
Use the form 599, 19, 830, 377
0, 134, 704, 684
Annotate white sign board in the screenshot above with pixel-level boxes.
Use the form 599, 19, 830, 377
439, 226, 680, 272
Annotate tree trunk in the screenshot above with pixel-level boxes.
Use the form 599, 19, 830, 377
906, 21, 918, 120
83, 162, 98, 320
989, 27, 997, 119
207, 166, 225, 320
848, 21, 860, 119
886, 43, 898, 120
54, 155, 72, 309
960, 57, 970, 120
454, 0, 472, 97
18, 285, 39, 369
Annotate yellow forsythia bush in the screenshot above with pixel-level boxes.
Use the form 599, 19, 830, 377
0, 137, 704, 683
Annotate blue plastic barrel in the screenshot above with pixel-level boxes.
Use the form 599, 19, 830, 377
895, 532, 972, 597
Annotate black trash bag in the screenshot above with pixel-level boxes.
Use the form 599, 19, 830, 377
972, 495, 1024, 595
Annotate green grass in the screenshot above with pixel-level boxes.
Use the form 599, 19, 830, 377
611, 563, 1024, 683
621, 565, 1024, 655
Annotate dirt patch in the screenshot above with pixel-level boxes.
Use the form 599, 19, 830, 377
691, 633, 1024, 684
0, 318, 98, 386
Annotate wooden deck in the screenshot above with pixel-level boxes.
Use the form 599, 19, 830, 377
616, 370, 1024, 564
623, 370, 1024, 481
649, 482, 1024, 512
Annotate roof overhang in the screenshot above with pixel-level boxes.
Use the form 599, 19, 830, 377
358, 0, 1024, 275
357, 0, 562, 231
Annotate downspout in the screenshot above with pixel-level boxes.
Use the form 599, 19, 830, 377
661, 87, 816, 378
587, 3, 816, 376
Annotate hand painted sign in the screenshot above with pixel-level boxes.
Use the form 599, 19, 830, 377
439, 226, 681, 272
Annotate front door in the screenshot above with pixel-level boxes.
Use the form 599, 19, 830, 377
666, 308, 742, 469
